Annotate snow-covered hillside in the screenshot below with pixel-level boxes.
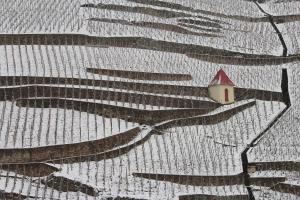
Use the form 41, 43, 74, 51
0, 0, 299, 200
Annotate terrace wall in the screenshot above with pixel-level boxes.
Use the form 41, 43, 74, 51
0, 76, 283, 102
0, 85, 218, 109
16, 98, 215, 124
0, 126, 141, 163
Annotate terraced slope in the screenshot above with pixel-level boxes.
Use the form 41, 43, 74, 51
0, 0, 299, 200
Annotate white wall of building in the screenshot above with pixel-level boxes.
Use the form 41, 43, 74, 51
208, 85, 235, 104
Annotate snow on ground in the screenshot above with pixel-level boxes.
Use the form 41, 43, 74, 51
84, 3, 280, 55
202, 99, 255, 115
0, 170, 97, 200
0, 100, 137, 148
1, 84, 215, 102
248, 65, 300, 163
159, 0, 263, 17
82, 0, 264, 17
247, 18, 300, 164
0, 0, 282, 55
261, 0, 300, 15
285, 22, 300, 56
0, 169, 248, 200
0, 0, 85, 34
253, 187, 299, 200
0, 45, 283, 92
77, 98, 183, 110
51, 100, 285, 199
0, 0, 298, 199
252, 169, 300, 200
289, 64, 300, 106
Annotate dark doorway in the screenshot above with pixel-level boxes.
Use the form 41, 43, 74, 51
225, 89, 229, 102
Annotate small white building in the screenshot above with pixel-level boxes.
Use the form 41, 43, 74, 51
208, 69, 235, 104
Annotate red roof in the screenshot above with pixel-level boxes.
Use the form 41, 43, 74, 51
209, 69, 234, 86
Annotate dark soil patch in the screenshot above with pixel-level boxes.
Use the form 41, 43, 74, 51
88, 18, 219, 37
41, 174, 99, 196
86, 67, 193, 81
0, 163, 59, 177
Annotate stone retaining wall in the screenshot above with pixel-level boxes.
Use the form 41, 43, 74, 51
16, 98, 215, 124
0, 163, 59, 177
41, 174, 99, 196
249, 177, 286, 187
86, 68, 193, 81
0, 76, 283, 102
249, 161, 300, 171
271, 183, 300, 196
133, 173, 287, 188
132, 173, 245, 186
0, 85, 218, 109
0, 76, 209, 97
0, 191, 30, 199
51, 129, 154, 164
0, 127, 140, 163
179, 194, 249, 200
157, 101, 256, 129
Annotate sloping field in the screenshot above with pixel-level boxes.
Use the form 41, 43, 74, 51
0, 0, 299, 200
